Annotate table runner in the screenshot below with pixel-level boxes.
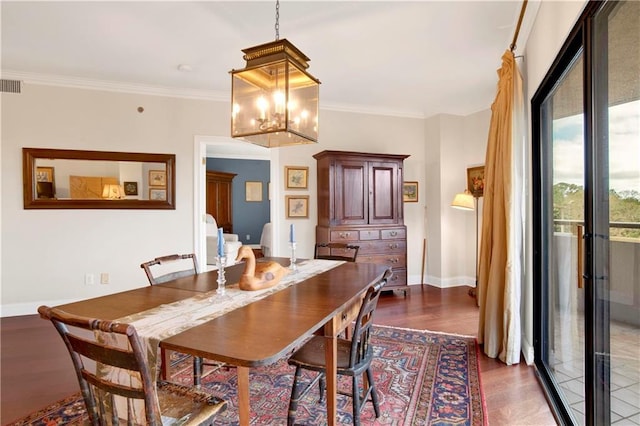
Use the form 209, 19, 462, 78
98, 259, 343, 421
125, 259, 343, 376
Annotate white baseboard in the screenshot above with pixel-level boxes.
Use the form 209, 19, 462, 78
1, 298, 79, 318
408, 273, 475, 289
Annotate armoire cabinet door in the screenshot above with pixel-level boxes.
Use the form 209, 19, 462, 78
368, 161, 400, 224
334, 159, 368, 225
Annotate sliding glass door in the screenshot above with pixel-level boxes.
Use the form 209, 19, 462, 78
533, 1, 639, 424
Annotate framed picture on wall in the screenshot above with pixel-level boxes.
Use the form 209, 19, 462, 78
149, 188, 167, 201
403, 181, 419, 202
123, 181, 138, 196
285, 166, 308, 189
245, 181, 263, 202
149, 170, 166, 187
286, 195, 309, 218
467, 166, 485, 198
36, 166, 54, 183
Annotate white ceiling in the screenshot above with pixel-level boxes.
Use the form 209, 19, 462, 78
1, 1, 538, 119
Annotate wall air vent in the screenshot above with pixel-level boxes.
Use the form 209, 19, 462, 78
1, 79, 22, 94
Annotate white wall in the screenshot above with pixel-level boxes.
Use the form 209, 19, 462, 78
525, 1, 587, 98
1, 83, 490, 316
1, 84, 227, 315
423, 111, 490, 287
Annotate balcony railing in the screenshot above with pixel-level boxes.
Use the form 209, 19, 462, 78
553, 220, 640, 326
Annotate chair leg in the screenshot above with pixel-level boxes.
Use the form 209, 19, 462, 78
366, 367, 380, 418
318, 373, 326, 403
193, 356, 203, 388
352, 375, 362, 426
288, 367, 303, 426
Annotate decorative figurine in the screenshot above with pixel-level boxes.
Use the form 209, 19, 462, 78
235, 246, 289, 291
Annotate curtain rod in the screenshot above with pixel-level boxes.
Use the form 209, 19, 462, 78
510, 0, 529, 52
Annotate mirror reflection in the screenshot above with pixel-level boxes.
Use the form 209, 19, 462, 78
34, 159, 166, 200
23, 148, 175, 209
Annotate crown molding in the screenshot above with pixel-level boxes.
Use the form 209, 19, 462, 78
1, 70, 426, 119
320, 101, 425, 120
1, 70, 229, 102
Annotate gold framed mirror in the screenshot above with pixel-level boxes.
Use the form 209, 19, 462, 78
23, 148, 176, 209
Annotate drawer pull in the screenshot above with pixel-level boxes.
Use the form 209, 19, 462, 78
339, 232, 350, 239
390, 231, 398, 236
388, 258, 399, 264
388, 243, 399, 249
342, 313, 348, 321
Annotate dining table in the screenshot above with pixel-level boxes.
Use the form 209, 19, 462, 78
54, 257, 390, 426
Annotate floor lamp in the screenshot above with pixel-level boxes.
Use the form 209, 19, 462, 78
451, 190, 478, 297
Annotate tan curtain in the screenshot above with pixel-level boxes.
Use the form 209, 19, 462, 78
477, 50, 526, 365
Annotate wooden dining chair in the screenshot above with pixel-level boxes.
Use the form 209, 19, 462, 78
38, 305, 226, 426
314, 242, 360, 262
286, 268, 392, 426
140, 253, 221, 387
141, 253, 199, 285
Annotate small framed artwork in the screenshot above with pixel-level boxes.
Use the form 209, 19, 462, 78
123, 181, 138, 196
286, 195, 309, 218
285, 166, 309, 190
467, 166, 485, 198
149, 170, 166, 187
245, 181, 263, 202
36, 166, 55, 183
149, 188, 167, 201
403, 181, 419, 202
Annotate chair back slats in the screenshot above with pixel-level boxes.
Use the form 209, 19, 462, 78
140, 253, 198, 286
82, 371, 147, 400
314, 242, 360, 262
68, 334, 141, 371
349, 269, 392, 367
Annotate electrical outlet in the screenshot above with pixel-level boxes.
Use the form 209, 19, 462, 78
100, 273, 109, 285
246, 234, 250, 241
84, 273, 95, 286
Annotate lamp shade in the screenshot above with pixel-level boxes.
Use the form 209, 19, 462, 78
231, 39, 320, 148
451, 190, 475, 210
102, 184, 125, 199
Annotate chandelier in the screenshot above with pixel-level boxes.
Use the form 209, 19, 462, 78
230, 1, 320, 147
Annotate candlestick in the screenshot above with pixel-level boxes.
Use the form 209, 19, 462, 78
216, 255, 227, 294
289, 242, 298, 273
217, 228, 224, 257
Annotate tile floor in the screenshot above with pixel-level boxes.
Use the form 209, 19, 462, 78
551, 314, 640, 425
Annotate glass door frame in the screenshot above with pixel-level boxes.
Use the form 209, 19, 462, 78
532, 2, 615, 425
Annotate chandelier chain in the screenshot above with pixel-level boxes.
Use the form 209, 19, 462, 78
275, 0, 280, 41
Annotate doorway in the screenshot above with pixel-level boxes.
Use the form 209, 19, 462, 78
193, 136, 278, 268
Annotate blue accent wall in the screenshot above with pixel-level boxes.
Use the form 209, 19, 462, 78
206, 158, 270, 245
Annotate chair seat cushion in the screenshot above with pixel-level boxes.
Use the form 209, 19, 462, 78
288, 336, 371, 374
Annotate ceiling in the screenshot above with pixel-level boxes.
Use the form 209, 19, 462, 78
1, 1, 538, 119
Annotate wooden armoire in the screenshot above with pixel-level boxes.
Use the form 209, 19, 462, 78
314, 150, 410, 293
206, 171, 236, 233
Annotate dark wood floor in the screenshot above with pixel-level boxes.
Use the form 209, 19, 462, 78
0, 285, 557, 425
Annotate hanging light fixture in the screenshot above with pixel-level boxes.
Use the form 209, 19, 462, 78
230, 0, 320, 148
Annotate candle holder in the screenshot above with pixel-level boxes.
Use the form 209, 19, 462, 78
216, 255, 227, 294
289, 242, 298, 273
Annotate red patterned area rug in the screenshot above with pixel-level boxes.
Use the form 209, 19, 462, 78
9, 325, 487, 425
